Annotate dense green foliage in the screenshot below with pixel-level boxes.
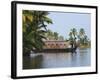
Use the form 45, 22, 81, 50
68, 28, 77, 48
23, 10, 53, 54
78, 28, 90, 45
68, 28, 90, 48
45, 29, 64, 40
69, 28, 77, 44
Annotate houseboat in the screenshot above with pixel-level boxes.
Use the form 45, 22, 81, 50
33, 40, 77, 53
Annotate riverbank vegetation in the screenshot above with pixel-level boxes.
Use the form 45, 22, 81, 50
23, 10, 53, 55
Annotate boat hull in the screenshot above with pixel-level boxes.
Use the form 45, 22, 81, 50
33, 48, 77, 53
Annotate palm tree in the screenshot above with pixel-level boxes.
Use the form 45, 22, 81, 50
23, 10, 33, 33
69, 28, 77, 49
79, 28, 85, 37
22, 10, 53, 55
83, 35, 89, 45
79, 28, 85, 44
23, 10, 53, 31
71, 28, 77, 39
69, 31, 74, 48
35, 11, 53, 30
69, 32, 73, 41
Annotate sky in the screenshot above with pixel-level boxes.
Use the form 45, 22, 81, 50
46, 12, 91, 40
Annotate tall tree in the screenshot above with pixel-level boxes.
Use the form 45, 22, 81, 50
71, 28, 77, 39
79, 28, 85, 38
83, 35, 89, 45
79, 28, 85, 44
69, 32, 73, 41
69, 28, 77, 48
22, 10, 53, 54
79, 28, 85, 36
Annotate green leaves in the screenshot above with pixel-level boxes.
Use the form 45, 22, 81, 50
54, 32, 58, 40
22, 10, 53, 54
79, 28, 85, 38
45, 29, 64, 41
69, 28, 77, 43
71, 28, 77, 37
43, 16, 53, 24
68, 28, 90, 47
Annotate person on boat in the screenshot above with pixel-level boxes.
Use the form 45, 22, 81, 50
70, 40, 74, 49
74, 37, 77, 49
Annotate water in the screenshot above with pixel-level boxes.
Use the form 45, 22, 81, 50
23, 48, 91, 69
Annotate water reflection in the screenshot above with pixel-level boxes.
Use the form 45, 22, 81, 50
23, 55, 43, 69
23, 48, 91, 69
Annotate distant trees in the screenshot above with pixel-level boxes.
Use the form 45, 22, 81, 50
71, 28, 77, 39
54, 32, 58, 40
45, 29, 54, 40
59, 36, 64, 41
45, 29, 64, 40
68, 28, 90, 48
78, 28, 89, 45
69, 28, 77, 48
23, 10, 53, 55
